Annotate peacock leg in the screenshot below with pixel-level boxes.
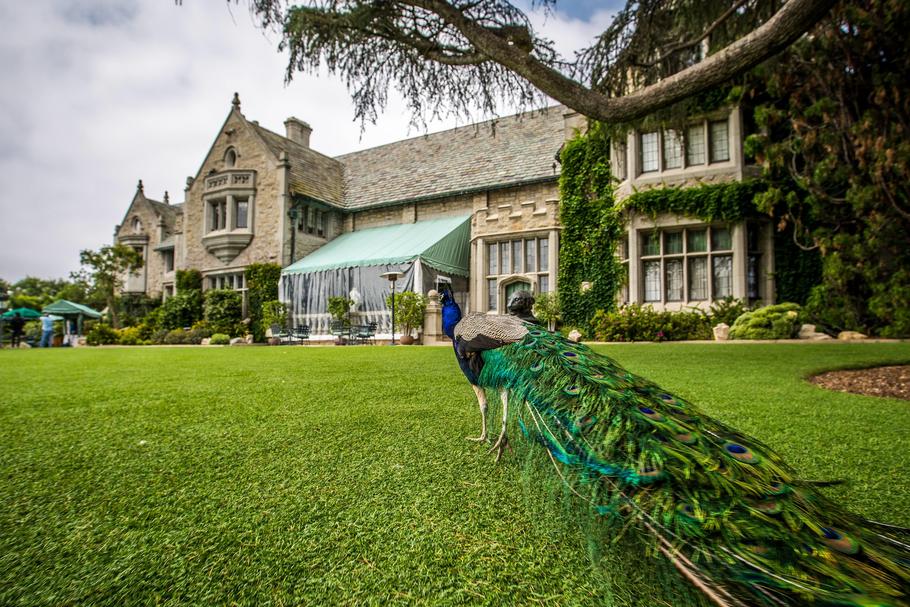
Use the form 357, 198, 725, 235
466, 384, 489, 442
488, 389, 511, 462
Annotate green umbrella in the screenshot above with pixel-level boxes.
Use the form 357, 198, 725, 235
1, 307, 41, 319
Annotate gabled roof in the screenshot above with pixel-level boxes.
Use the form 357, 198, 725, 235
247, 122, 344, 205
116, 183, 178, 236
334, 106, 568, 210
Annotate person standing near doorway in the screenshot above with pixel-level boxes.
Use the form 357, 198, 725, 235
39, 313, 54, 348
10, 312, 25, 348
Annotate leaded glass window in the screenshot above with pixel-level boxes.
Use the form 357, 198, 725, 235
644, 261, 661, 302
686, 125, 705, 165
641, 132, 659, 172
709, 120, 730, 163
663, 130, 682, 169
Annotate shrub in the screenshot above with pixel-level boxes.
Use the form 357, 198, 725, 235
209, 333, 231, 345
709, 297, 750, 327
159, 291, 203, 331
86, 323, 119, 346
328, 296, 353, 322
386, 291, 427, 336
163, 329, 189, 345
204, 289, 243, 336
176, 269, 203, 292
728, 303, 802, 340
117, 326, 143, 345
533, 291, 562, 330
261, 300, 287, 330
246, 263, 282, 342
591, 304, 713, 342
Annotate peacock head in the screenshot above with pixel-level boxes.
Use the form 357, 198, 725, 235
440, 288, 461, 339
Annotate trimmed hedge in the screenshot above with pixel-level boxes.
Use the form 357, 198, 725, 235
728, 303, 802, 340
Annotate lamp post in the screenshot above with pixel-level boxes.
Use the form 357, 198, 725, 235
380, 270, 402, 345
0, 288, 8, 349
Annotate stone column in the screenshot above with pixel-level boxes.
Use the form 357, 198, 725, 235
226, 195, 235, 230
473, 238, 484, 313
548, 230, 559, 291
422, 290, 445, 345
732, 222, 747, 299
627, 223, 641, 304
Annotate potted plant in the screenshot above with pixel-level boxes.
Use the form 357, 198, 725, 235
327, 296, 353, 345
532, 290, 561, 331
386, 291, 427, 345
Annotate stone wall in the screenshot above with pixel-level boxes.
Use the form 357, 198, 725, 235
183, 111, 285, 278
115, 196, 168, 298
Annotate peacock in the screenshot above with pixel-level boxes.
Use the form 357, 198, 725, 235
439, 289, 910, 607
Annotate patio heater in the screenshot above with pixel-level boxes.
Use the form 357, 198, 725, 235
0, 288, 8, 348
380, 270, 402, 345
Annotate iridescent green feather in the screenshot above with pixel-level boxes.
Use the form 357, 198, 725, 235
477, 329, 910, 607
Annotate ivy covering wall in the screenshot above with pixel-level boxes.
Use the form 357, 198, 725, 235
557, 126, 821, 331
245, 263, 283, 342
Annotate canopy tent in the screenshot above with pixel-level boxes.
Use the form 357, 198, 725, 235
1, 307, 41, 319
43, 300, 102, 340
280, 215, 471, 335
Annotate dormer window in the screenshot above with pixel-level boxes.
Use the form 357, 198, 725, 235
224, 148, 237, 168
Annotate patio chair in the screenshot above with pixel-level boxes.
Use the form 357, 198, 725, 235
329, 320, 350, 345
353, 322, 377, 345
292, 325, 310, 344
270, 324, 291, 345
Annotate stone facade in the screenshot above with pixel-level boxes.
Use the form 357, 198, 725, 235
114, 95, 771, 323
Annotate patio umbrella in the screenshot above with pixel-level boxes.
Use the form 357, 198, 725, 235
1, 307, 41, 319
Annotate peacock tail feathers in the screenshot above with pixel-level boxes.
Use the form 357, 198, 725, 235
475, 328, 910, 607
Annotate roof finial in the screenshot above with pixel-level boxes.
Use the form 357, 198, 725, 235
232, 92, 241, 111
137, 179, 144, 192
163, 191, 170, 204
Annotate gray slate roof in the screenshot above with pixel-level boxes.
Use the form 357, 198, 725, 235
249, 122, 344, 205
334, 106, 567, 209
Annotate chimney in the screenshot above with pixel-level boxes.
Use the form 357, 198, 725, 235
284, 117, 312, 148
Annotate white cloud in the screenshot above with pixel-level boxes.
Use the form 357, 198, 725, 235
0, 0, 611, 282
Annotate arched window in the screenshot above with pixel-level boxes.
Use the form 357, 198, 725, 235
131, 217, 142, 234
224, 148, 237, 168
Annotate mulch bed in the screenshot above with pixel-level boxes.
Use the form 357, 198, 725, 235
809, 365, 910, 400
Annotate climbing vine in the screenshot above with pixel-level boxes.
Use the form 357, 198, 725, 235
557, 124, 624, 329
558, 126, 819, 332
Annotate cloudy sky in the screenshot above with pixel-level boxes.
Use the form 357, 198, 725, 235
0, 0, 618, 282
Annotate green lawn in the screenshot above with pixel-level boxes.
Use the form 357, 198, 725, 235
1, 342, 908, 606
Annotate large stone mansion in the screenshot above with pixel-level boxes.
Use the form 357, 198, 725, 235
115, 93, 774, 330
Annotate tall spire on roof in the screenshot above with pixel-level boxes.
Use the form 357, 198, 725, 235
232, 92, 241, 112
137, 179, 144, 193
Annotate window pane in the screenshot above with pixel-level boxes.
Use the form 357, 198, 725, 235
709, 120, 729, 162
500, 242, 510, 274
687, 229, 707, 253
748, 254, 760, 299
236, 200, 248, 229
512, 240, 522, 273
210, 201, 220, 231
316, 209, 324, 236
487, 243, 498, 275
686, 125, 705, 165
663, 130, 682, 169
487, 279, 498, 311
644, 260, 661, 302
712, 227, 732, 250
665, 259, 683, 301
538, 238, 549, 272
618, 236, 629, 260
664, 232, 682, 255
620, 264, 629, 304
220, 201, 227, 229
642, 231, 660, 256
688, 257, 708, 300
641, 132, 659, 172
525, 239, 537, 273
539, 275, 549, 293
713, 255, 733, 299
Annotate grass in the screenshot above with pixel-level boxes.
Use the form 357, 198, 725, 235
0, 342, 908, 606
